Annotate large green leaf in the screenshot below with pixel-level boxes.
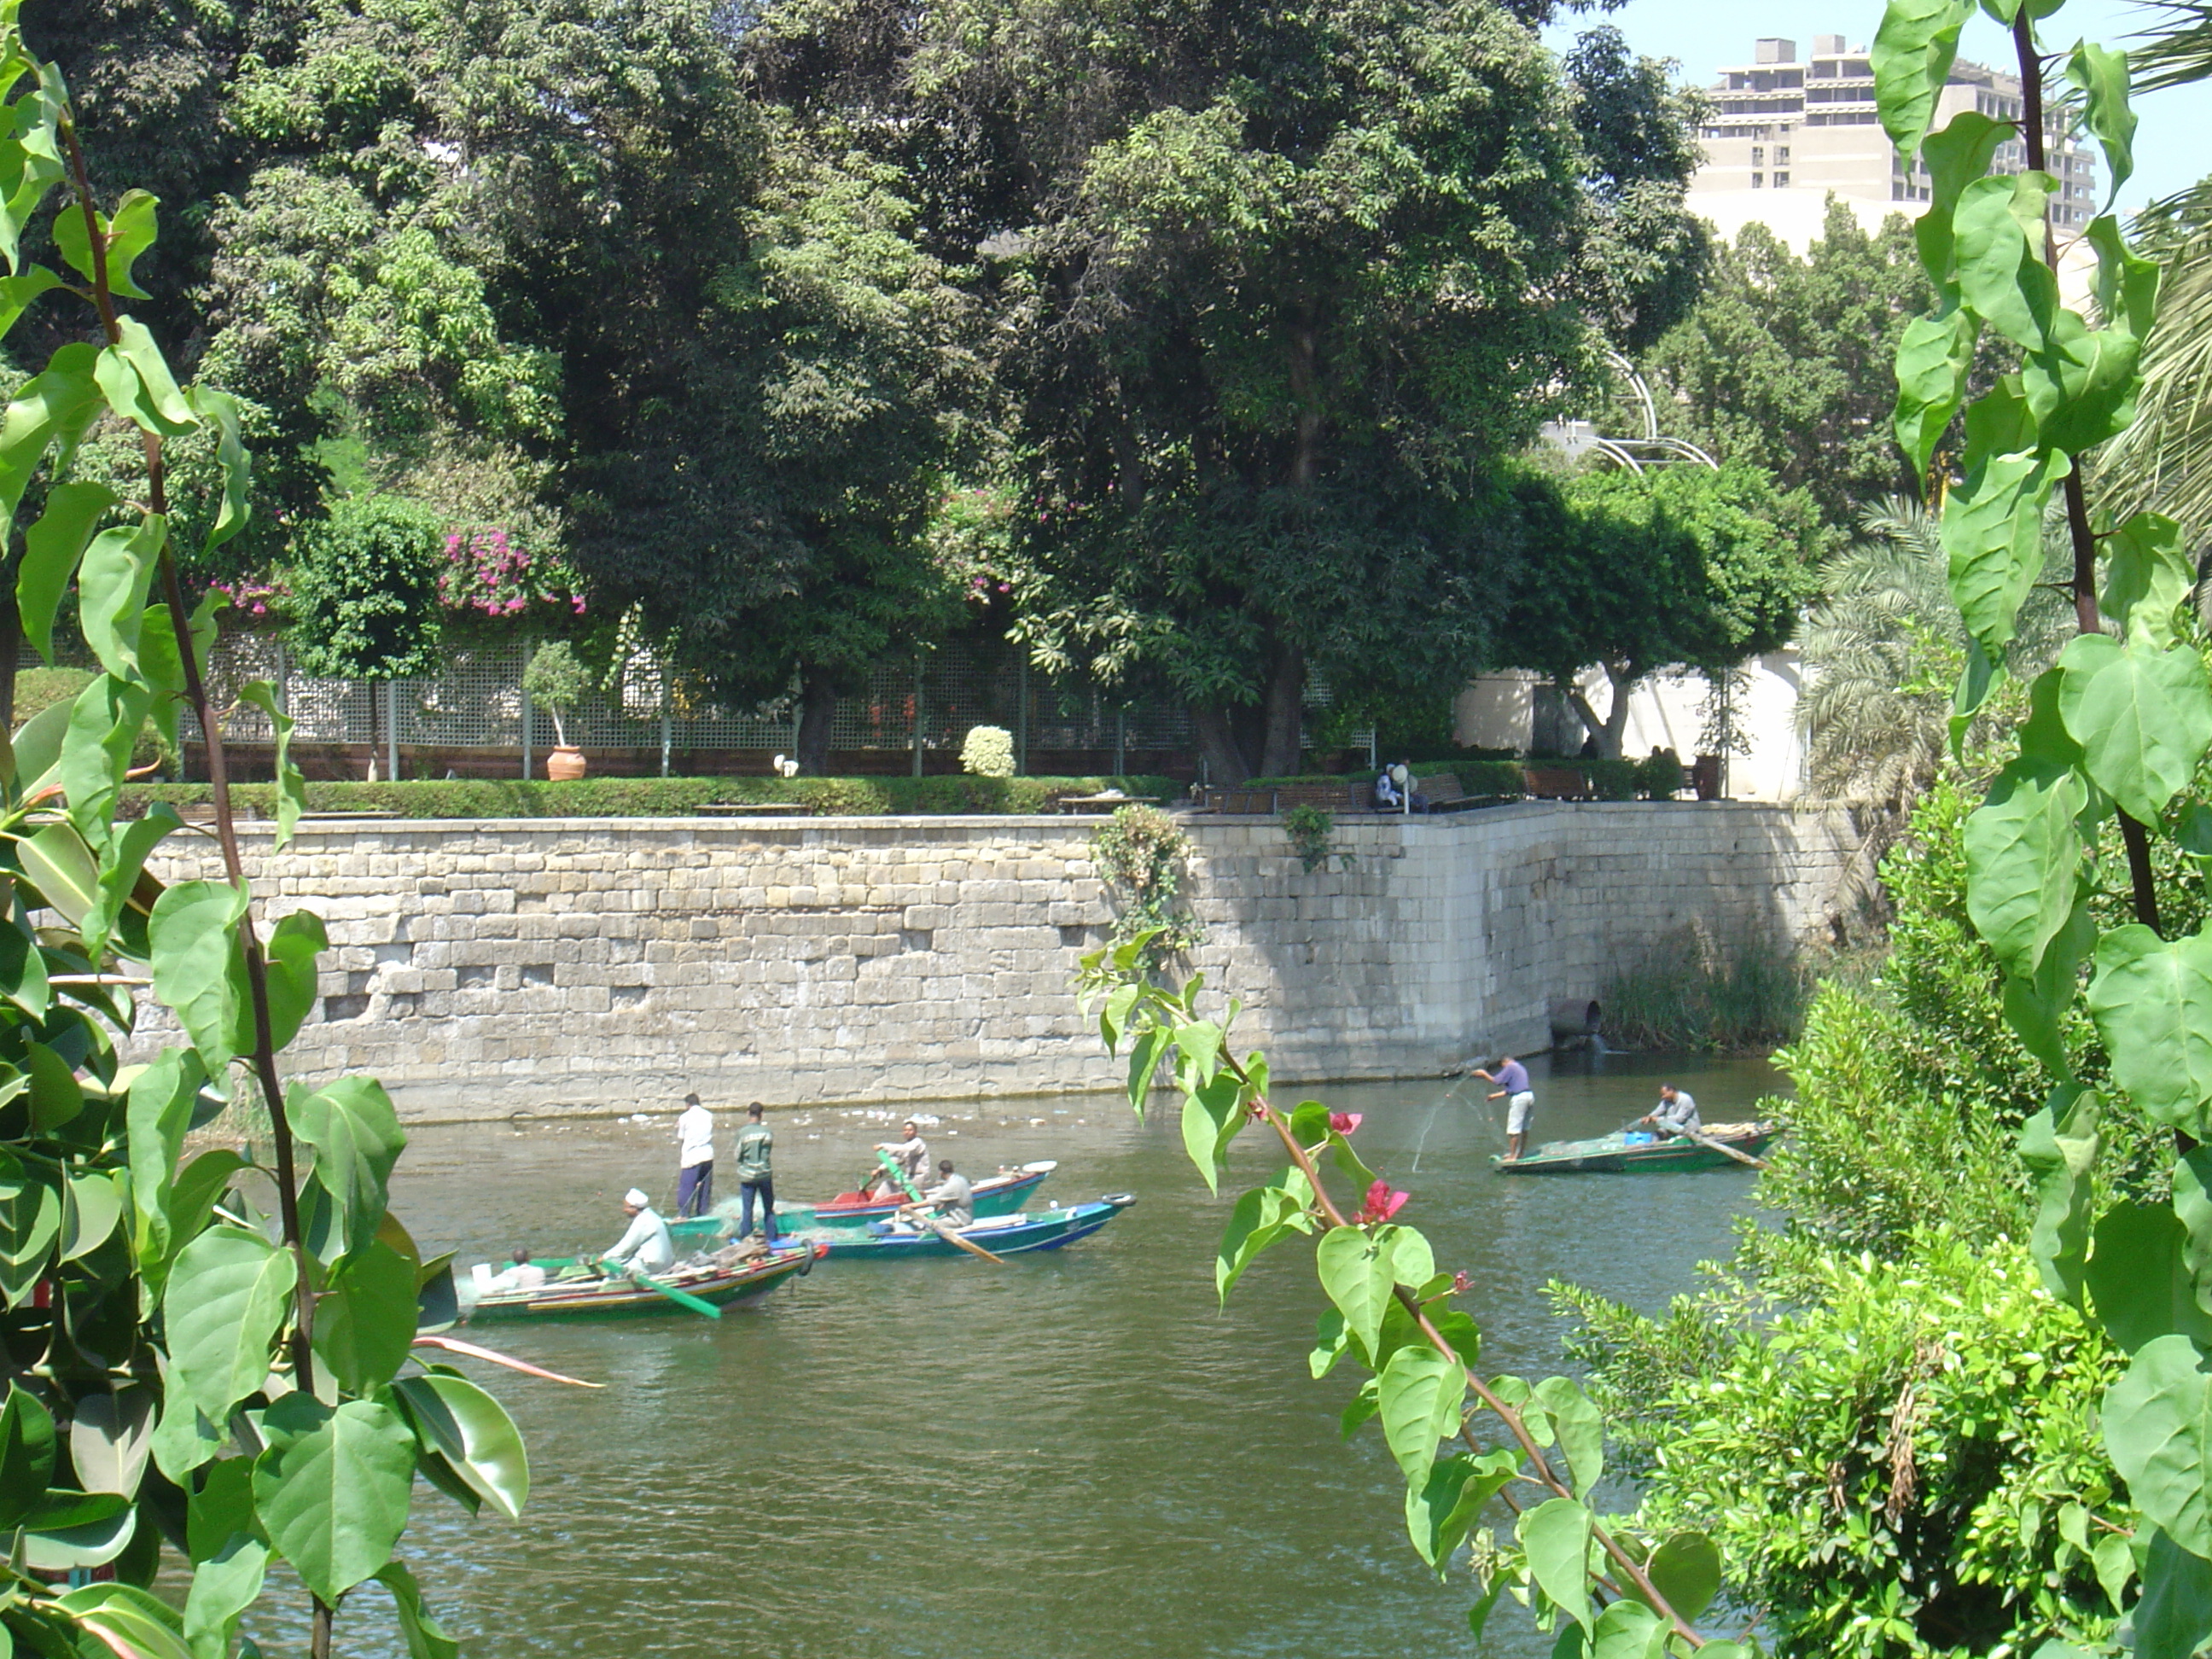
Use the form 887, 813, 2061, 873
2133, 1528, 2212, 1659
1643, 1531, 1722, 1624
2174, 1147, 2212, 1322
186, 1453, 259, 1564
0, 265, 61, 341
313, 1240, 421, 1395
52, 1583, 193, 1659
237, 683, 304, 849
0, 1382, 57, 1528
0, 1152, 61, 1306
1912, 111, 2011, 287
241, 908, 328, 1057
1870, 0, 1971, 158
2105, 1334, 2212, 1554
1377, 1342, 1465, 1486
190, 387, 251, 556
161, 1225, 293, 1422
1893, 309, 1977, 478
1945, 434, 2069, 656
51, 189, 159, 300
1403, 1447, 1516, 1571
288, 1075, 405, 1257
377, 1560, 462, 1659
1178, 1073, 1241, 1196
1552, 1600, 1673, 1659
2087, 926, 2212, 1134
82, 803, 179, 964
252, 1394, 415, 1604
1953, 173, 2059, 351
2087, 1202, 2212, 1353
155, 1149, 249, 1289
2064, 41, 2134, 201
75, 515, 166, 681
0, 342, 102, 538
68, 1385, 154, 1498
2019, 1086, 2099, 1303
1316, 1224, 1395, 1363
59, 1168, 124, 1261
149, 879, 249, 1074
18, 818, 102, 928
2058, 633, 2212, 824
2025, 310, 2142, 456
24, 1039, 82, 1132
183, 1535, 268, 1659
96, 317, 199, 438
1533, 1376, 1604, 1498
61, 673, 153, 850
2085, 213, 2160, 340
1519, 1495, 1594, 1633
1964, 758, 2086, 977
17, 479, 116, 661
1217, 1173, 1310, 1304
390, 1371, 529, 1520
23, 1487, 137, 1569
2102, 514, 2194, 651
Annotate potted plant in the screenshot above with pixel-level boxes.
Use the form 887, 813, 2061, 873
524, 640, 590, 780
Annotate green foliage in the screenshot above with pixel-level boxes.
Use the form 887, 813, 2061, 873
521, 639, 586, 747
959, 725, 1015, 778
1090, 806, 1203, 958
1557, 1231, 2130, 1658
0, 31, 527, 1659
1280, 804, 1347, 874
285, 494, 444, 681
1635, 750, 1686, 799
1599, 926, 1806, 1055
120, 774, 1179, 821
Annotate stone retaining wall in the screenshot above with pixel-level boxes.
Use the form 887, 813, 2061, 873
141, 803, 1860, 1120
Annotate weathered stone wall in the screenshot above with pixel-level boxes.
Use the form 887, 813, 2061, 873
140, 803, 1859, 1120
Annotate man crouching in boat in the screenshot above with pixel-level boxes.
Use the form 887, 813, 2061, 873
894, 1160, 975, 1231
600, 1187, 675, 1275
1633, 1084, 1700, 1138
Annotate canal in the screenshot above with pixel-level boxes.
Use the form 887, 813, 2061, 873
245, 1051, 1782, 1658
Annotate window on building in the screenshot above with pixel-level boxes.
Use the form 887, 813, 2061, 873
1750, 145, 1764, 164
1777, 145, 1790, 162
1751, 172, 1764, 188
1775, 171, 1790, 187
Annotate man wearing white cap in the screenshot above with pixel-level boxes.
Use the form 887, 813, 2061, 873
602, 1188, 674, 1275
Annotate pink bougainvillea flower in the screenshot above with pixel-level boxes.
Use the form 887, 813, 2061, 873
1329, 1112, 1362, 1136
1356, 1179, 1408, 1225
1450, 1270, 1471, 1295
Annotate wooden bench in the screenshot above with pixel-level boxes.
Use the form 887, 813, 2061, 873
1522, 766, 1592, 800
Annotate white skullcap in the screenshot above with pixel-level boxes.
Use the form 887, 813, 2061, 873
624, 1188, 649, 1207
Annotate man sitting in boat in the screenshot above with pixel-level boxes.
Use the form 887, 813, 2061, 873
600, 1187, 675, 1275
1635, 1085, 1701, 1138
916, 1159, 974, 1227
869, 1121, 929, 1197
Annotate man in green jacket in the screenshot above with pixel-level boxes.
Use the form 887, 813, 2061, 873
735, 1102, 777, 1243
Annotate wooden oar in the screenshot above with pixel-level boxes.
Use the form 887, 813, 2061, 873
876, 1150, 1004, 1263
600, 1260, 723, 1318
1678, 1127, 1768, 1170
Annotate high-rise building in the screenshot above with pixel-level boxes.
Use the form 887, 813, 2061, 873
1685, 33, 2098, 249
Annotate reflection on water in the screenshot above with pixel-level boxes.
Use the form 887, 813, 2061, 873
241, 1051, 1782, 1658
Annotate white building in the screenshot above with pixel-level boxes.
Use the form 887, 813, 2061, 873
1686, 32, 2097, 253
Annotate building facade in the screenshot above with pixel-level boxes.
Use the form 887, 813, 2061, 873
1685, 33, 2097, 249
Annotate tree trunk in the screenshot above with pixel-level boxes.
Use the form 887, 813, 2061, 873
795, 667, 838, 775
1259, 637, 1305, 777
1191, 702, 1257, 784
1563, 664, 1638, 760
1191, 637, 1306, 783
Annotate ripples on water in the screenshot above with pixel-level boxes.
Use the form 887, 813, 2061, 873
236, 1051, 1781, 1658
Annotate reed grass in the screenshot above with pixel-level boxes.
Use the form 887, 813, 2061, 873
1599, 924, 1807, 1053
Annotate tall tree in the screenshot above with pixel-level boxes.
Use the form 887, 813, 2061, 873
912, 0, 1709, 781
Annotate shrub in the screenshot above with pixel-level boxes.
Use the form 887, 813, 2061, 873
1281, 803, 1347, 872
1091, 803, 1203, 958
959, 725, 1016, 777
1600, 923, 1805, 1052
119, 774, 1180, 819
1634, 750, 1686, 799
522, 640, 590, 747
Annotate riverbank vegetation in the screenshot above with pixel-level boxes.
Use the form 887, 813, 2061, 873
1598, 926, 1808, 1054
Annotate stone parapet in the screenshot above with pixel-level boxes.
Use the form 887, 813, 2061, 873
137, 804, 1860, 1120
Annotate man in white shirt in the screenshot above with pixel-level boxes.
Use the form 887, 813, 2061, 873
1637, 1084, 1701, 1137
602, 1188, 674, 1275
918, 1160, 974, 1227
870, 1121, 929, 1197
675, 1092, 715, 1218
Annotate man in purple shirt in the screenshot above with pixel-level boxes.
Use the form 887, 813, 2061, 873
1475, 1055, 1535, 1161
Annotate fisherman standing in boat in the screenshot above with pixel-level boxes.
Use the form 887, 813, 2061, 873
675, 1092, 715, 1218
601, 1187, 675, 1275
1474, 1055, 1535, 1162
734, 1102, 778, 1243
1635, 1084, 1701, 1138
870, 1120, 929, 1197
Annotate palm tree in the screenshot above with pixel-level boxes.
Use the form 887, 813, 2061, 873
1801, 500, 2069, 804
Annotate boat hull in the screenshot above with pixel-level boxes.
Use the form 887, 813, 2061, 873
800, 1197, 1134, 1259
670, 1161, 1057, 1246
460, 1244, 824, 1323
1496, 1123, 1777, 1175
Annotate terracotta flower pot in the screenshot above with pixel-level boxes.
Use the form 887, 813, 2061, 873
546, 746, 587, 781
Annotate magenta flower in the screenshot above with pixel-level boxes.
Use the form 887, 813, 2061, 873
1329, 1112, 1362, 1136
1356, 1180, 1408, 1225
1449, 1270, 1471, 1295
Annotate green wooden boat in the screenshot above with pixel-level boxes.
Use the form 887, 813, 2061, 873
454, 1243, 824, 1323
1494, 1121, 1777, 1174
670, 1159, 1057, 1247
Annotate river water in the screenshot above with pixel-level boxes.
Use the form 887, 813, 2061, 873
242, 1051, 1781, 1659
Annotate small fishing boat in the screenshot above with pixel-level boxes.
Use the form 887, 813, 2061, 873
796, 1195, 1136, 1260
671, 1160, 1059, 1247
1494, 1121, 1778, 1175
455, 1243, 825, 1323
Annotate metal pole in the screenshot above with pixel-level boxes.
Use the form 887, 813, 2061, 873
660, 673, 672, 778
386, 680, 399, 783
521, 675, 533, 781
1017, 656, 1029, 776
911, 658, 924, 777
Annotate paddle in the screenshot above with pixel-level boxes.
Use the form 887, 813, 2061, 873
1619, 1114, 1769, 1171
875, 1150, 1004, 1263
597, 1257, 723, 1318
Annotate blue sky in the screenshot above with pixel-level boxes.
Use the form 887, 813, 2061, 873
1543, 0, 2208, 214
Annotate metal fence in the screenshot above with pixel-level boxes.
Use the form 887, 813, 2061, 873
160, 635, 1252, 773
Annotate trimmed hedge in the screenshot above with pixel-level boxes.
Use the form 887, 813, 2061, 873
118, 775, 1182, 821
